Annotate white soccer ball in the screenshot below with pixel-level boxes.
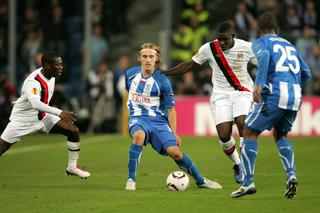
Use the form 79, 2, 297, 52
166, 171, 189, 191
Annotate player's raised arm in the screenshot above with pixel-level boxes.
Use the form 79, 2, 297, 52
162, 59, 201, 76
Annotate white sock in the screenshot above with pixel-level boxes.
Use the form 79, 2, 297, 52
67, 141, 80, 169
220, 137, 240, 165
239, 137, 244, 152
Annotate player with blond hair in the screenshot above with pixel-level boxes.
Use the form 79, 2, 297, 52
125, 43, 222, 191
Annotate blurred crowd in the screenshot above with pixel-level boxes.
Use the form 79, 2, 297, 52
170, 0, 320, 96
0, 0, 320, 133
0, 0, 130, 132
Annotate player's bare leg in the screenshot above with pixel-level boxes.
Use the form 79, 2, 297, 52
217, 121, 243, 183
126, 129, 145, 190
231, 127, 258, 198
274, 129, 298, 198
168, 146, 222, 190
50, 120, 90, 179
0, 138, 13, 156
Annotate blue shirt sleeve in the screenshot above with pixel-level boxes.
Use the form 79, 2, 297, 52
252, 39, 270, 87
161, 77, 175, 108
124, 70, 129, 92
298, 54, 312, 84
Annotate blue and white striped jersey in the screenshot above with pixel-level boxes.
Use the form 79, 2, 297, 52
252, 34, 311, 111
125, 66, 175, 119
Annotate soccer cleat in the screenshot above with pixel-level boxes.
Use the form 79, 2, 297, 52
233, 164, 244, 184
65, 167, 91, 179
231, 183, 256, 198
285, 175, 298, 199
125, 178, 136, 191
197, 177, 222, 189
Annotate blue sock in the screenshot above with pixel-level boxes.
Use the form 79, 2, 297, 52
175, 153, 204, 185
241, 139, 258, 186
128, 143, 143, 181
277, 139, 295, 180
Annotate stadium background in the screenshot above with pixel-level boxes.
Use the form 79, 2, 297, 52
0, 0, 320, 135
0, 1, 320, 212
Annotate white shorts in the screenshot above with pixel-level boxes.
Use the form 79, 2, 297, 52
210, 90, 253, 125
1, 114, 60, 143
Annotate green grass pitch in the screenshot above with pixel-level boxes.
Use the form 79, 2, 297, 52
0, 134, 319, 212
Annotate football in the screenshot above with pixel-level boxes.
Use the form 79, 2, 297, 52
166, 171, 189, 191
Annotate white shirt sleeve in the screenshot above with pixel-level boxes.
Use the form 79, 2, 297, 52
192, 43, 210, 65
24, 80, 62, 116
247, 42, 258, 65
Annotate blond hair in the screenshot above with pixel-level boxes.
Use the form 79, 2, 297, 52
138, 43, 161, 68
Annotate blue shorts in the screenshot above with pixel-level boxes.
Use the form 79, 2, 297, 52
245, 102, 297, 134
128, 116, 177, 155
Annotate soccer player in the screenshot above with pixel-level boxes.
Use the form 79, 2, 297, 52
0, 51, 90, 179
125, 43, 222, 191
163, 22, 257, 184
231, 12, 311, 198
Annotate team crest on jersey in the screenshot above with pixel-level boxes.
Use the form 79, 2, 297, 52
237, 52, 244, 59
31, 88, 38, 95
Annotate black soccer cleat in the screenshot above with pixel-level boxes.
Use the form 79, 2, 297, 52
285, 176, 298, 199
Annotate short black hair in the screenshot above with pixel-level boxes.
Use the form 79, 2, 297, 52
217, 22, 235, 34
41, 51, 60, 66
258, 12, 277, 33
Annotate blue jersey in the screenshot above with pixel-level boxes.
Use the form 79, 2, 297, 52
252, 34, 311, 111
125, 66, 175, 119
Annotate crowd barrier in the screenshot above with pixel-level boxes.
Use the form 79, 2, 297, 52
175, 96, 320, 136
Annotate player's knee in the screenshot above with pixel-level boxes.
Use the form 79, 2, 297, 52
132, 131, 145, 145
167, 148, 183, 160
273, 130, 288, 141
67, 126, 80, 142
244, 127, 259, 139
219, 133, 231, 143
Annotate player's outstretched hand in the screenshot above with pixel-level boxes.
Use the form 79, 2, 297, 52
59, 111, 77, 124
174, 133, 182, 146
253, 86, 262, 103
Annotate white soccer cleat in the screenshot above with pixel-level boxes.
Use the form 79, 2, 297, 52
197, 177, 222, 189
66, 167, 91, 179
125, 178, 136, 191
231, 183, 256, 198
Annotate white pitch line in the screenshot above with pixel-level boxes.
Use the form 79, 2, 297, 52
5, 135, 121, 155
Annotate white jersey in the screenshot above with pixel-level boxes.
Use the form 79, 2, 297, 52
10, 68, 58, 123
192, 38, 257, 92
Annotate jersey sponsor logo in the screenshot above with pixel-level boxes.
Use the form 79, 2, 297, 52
130, 93, 151, 104
31, 88, 38, 95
